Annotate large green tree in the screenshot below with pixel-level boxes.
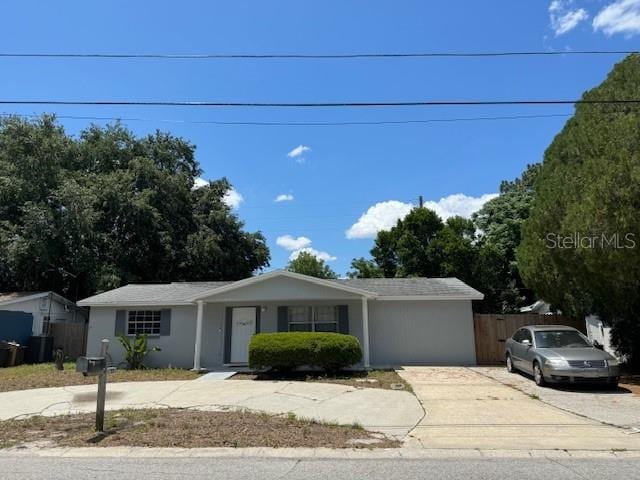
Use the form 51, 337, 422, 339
518, 54, 640, 362
349, 207, 502, 311
0, 115, 270, 299
471, 163, 540, 312
287, 251, 337, 279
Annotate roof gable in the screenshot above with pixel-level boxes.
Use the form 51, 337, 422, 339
188, 270, 376, 302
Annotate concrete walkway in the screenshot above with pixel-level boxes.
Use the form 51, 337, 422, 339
397, 366, 640, 451
0, 380, 423, 439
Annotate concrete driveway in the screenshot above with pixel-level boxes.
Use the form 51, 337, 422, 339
397, 366, 640, 451
474, 366, 640, 430
0, 379, 423, 439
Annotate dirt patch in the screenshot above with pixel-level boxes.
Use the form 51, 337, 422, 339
620, 375, 640, 396
0, 409, 399, 449
232, 369, 412, 392
0, 363, 199, 393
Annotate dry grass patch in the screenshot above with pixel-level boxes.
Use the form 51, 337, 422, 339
0, 409, 399, 449
0, 363, 199, 392
232, 369, 412, 392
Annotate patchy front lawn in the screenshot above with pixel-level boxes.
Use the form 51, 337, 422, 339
0, 409, 399, 449
0, 363, 198, 393
232, 369, 412, 392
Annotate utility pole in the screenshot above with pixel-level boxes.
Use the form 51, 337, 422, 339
418, 195, 424, 208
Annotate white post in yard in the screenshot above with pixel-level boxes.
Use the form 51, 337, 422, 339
192, 300, 204, 371
361, 296, 370, 368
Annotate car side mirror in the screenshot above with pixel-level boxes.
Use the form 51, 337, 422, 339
593, 340, 604, 350
522, 339, 531, 346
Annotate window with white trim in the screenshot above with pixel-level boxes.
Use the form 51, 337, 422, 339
127, 310, 161, 336
288, 306, 338, 333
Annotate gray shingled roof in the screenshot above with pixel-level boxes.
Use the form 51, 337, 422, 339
335, 277, 483, 298
79, 274, 482, 306
78, 281, 233, 306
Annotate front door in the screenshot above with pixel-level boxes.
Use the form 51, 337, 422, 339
230, 307, 257, 364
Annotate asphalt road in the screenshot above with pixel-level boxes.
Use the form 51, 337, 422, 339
2, 456, 640, 480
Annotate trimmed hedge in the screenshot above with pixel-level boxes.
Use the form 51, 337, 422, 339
248, 332, 363, 372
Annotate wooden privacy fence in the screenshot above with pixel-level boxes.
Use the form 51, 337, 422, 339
473, 313, 586, 365
50, 322, 88, 360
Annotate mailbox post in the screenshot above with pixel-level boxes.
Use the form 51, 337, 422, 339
76, 339, 109, 432
95, 339, 109, 432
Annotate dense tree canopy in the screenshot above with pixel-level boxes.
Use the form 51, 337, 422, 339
0, 116, 270, 299
349, 207, 504, 311
518, 54, 640, 362
287, 251, 337, 279
471, 163, 540, 311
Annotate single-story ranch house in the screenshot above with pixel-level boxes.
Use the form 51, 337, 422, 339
78, 270, 483, 369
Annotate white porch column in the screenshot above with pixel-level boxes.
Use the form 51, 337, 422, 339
192, 300, 204, 371
361, 296, 371, 368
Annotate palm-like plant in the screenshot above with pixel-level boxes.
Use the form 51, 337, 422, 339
117, 334, 161, 369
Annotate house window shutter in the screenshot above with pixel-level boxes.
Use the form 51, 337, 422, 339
115, 310, 126, 336
160, 309, 171, 336
277, 306, 288, 332
337, 305, 349, 334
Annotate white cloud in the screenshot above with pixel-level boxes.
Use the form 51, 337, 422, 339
276, 235, 312, 251
549, 0, 588, 35
276, 235, 336, 262
223, 188, 244, 209
289, 247, 337, 262
287, 145, 311, 164
593, 0, 640, 36
345, 193, 498, 240
422, 193, 499, 221
274, 193, 294, 202
346, 200, 414, 239
192, 177, 209, 189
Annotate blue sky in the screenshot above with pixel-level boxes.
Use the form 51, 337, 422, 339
1, 1, 639, 275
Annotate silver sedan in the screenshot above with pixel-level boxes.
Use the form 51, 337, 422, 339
504, 325, 620, 388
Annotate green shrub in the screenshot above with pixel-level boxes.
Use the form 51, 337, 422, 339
249, 332, 362, 372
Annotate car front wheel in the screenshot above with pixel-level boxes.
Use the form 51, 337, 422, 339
533, 362, 546, 387
506, 354, 515, 373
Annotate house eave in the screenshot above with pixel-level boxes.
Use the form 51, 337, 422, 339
375, 295, 484, 301
76, 300, 195, 308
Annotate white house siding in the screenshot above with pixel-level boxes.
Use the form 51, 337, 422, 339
368, 300, 476, 366
85, 298, 478, 369
1, 296, 86, 335
202, 299, 363, 368
87, 300, 363, 369
86, 305, 198, 369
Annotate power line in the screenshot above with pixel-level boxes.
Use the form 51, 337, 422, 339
0, 99, 639, 108
0, 112, 574, 126
0, 50, 635, 60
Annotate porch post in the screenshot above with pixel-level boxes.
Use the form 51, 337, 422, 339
361, 296, 370, 368
192, 300, 204, 371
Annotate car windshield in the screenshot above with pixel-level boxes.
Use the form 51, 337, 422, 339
534, 330, 591, 348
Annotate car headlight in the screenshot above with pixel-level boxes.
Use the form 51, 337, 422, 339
607, 358, 620, 367
545, 358, 568, 368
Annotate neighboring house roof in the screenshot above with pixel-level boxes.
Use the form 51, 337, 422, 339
0, 291, 83, 309
78, 271, 484, 307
